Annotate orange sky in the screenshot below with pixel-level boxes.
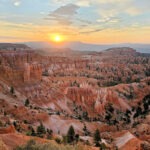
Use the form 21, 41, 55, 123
0, 0, 150, 44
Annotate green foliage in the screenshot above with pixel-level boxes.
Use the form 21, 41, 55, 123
10, 86, 14, 94
28, 126, 36, 136
13, 121, 21, 132
24, 120, 28, 124
55, 137, 62, 144
133, 106, 142, 118
99, 143, 107, 150
47, 129, 53, 139
70, 81, 80, 87
124, 109, 131, 123
132, 121, 140, 127
105, 81, 119, 87
75, 134, 79, 143
15, 139, 86, 150
0, 121, 3, 127
62, 135, 68, 144
4, 111, 7, 116
145, 69, 150, 76
13, 121, 17, 128
16, 139, 36, 150
67, 125, 75, 143
105, 113, 111, 123
104, 103, 114, 124
25, 99, 30, 107
36, 122, 46, 137
82, 111, 89, 120
142, 95, 150, 114
83, 124, 90, 136
94, 129, 101, 147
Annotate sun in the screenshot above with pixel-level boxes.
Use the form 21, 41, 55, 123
54, 35, 61, 42
50, 34, 64, 43
48, 33, 66, 43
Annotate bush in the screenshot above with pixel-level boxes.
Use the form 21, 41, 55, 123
15, 140, 86, 150
15, 139, 36, 150
47, 129, 53, 139
0, 121, 3, 127
99, 143, 107, 150
55, 137, 62, 144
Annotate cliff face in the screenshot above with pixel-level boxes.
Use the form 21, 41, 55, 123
104, 47, 138, 56
66, 81, 150, 116
0, 43, 30, 50
0, 125, 15, 134
0, 50, 42, 84
24, 63, 42, 83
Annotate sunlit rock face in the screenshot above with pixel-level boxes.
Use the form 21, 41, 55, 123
0, 50, 42, 84
0, 125, 16, 134
24, 63, 42, 83
66, 81, 150, 116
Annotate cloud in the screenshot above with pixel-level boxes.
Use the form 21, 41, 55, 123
0, 36, 25, 40
79, 28, 104, 34
76, 1, 90, 7
97, 17, 121, 23
77, 18, 92, 24
125, 7, 141, 16
96, 0, 130, 4
52, 3, 79, 15
46, 4, 80, 25
13, 0, 21, 6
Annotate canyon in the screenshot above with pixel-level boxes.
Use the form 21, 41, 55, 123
0, 46, 149, 150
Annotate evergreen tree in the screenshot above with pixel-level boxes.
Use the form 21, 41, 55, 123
25, 99, 30, 107
31, 126, 36, 136
47, 129, 53, 139
134, 106, 142, 118
75, 134, 79, 143
67, 125, 75, 143
143, 95, 150, 114
82, 111, 89, 120
83, 124, 90, 136
37, 122, 46, 137
94, 129, 101, 147
10, 86, 14, 94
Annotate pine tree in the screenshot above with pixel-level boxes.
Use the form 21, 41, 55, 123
31, 127, 36, 136
25, 99, 30, 107
94, 129, 101, 147
37, 122, 46, 137
75, 134, 79, 143
10, 86, 14, 94
67, 125, 75, 143
83, 124, 90, 136
47, 129, 53, 139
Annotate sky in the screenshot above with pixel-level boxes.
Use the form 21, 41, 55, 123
0, 0, 150, 44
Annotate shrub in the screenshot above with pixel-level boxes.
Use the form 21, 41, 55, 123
55, 137, 62, 144
15, 140, 86, 150
99, 143, 107, 150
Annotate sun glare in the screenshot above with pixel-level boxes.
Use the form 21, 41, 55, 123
54, 35, 61, 42
49, 34, 64, 43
